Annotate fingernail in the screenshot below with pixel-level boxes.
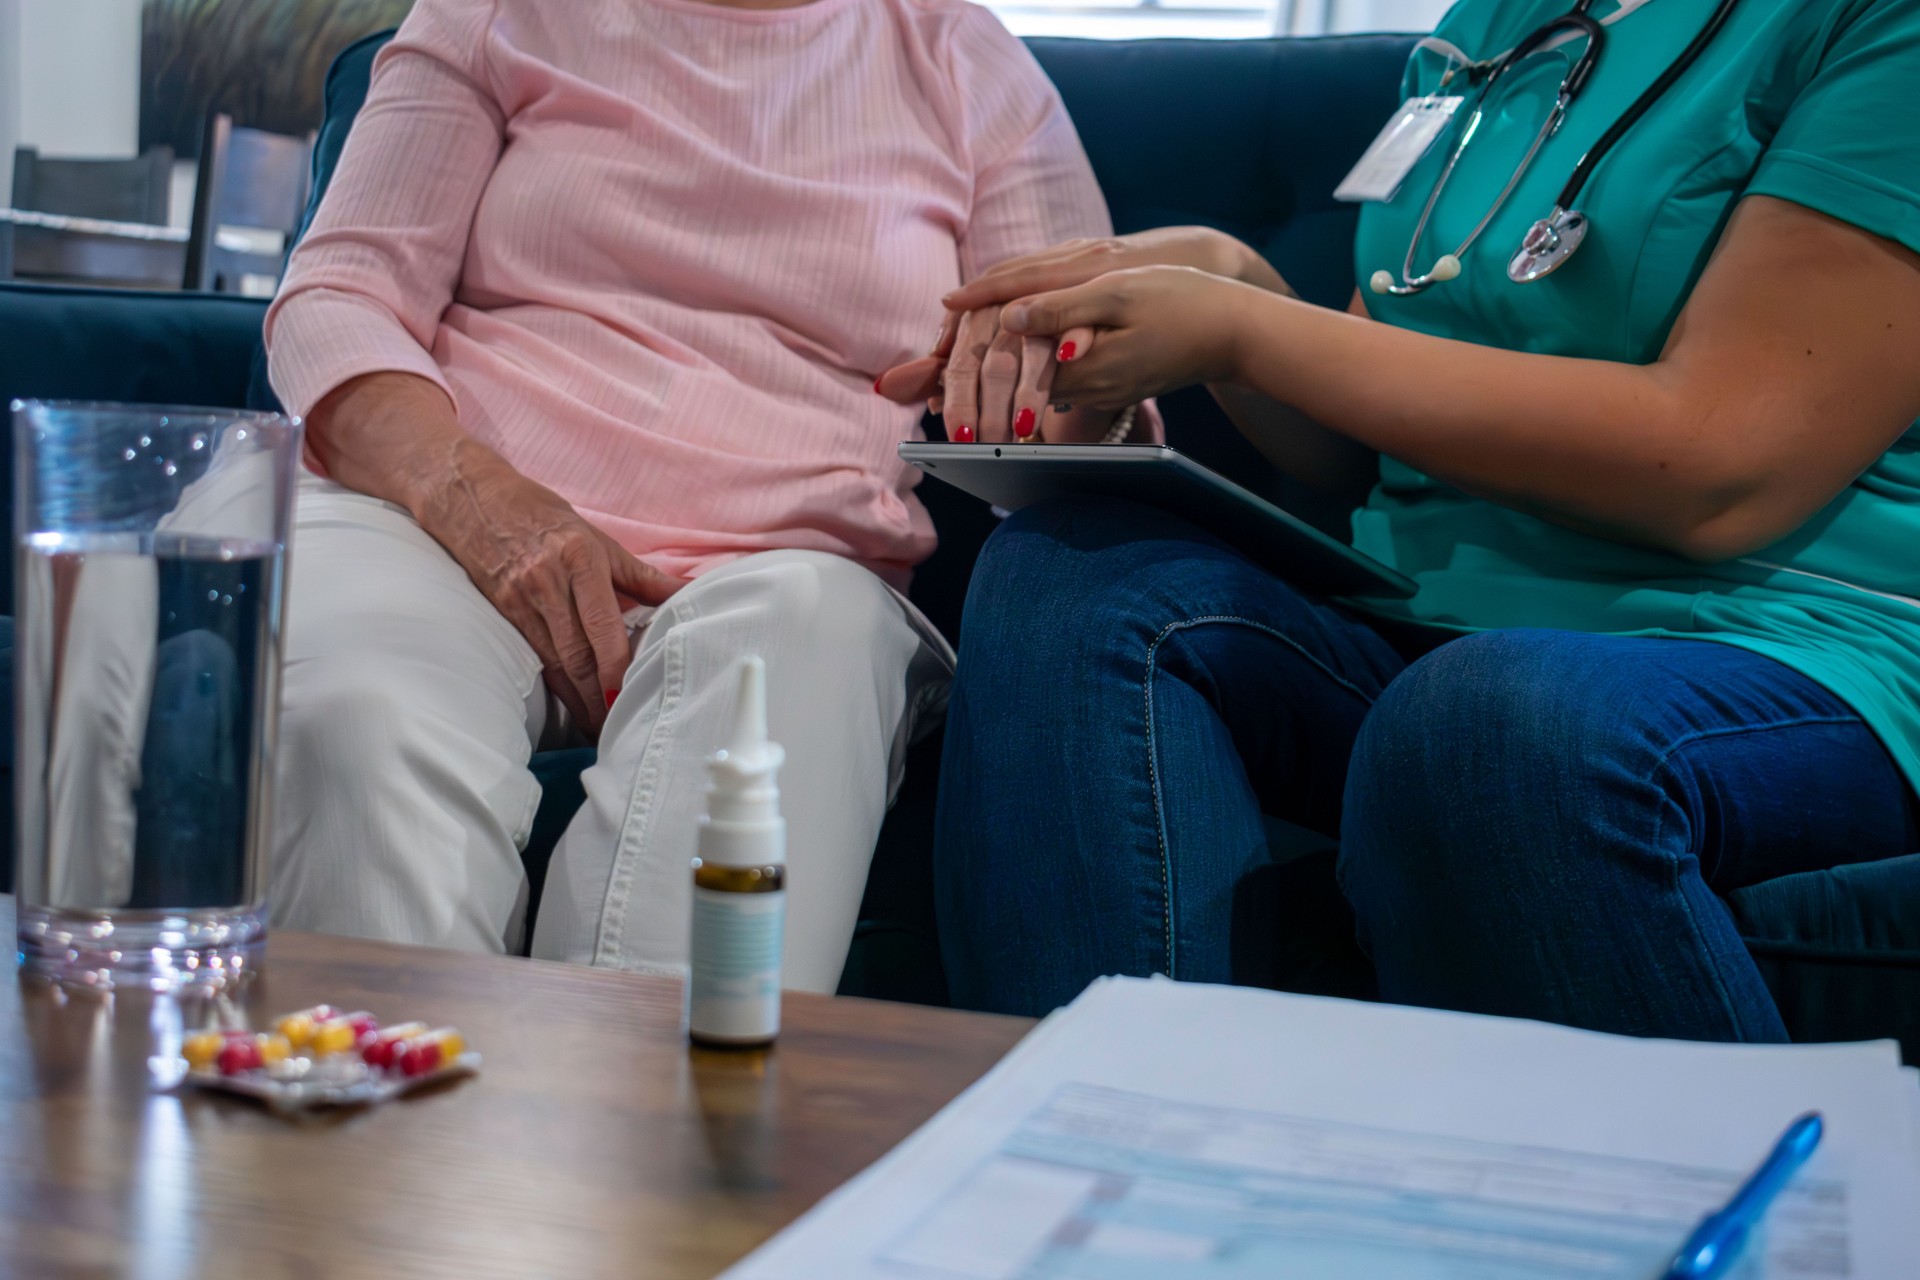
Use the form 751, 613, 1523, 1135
1005, 305, 1030, 331
605, 689, 620, 711
873, 376, 885, 395
953, 424, 975, 443
1057, 341, 1077, 363
1014, 408, 1036, 439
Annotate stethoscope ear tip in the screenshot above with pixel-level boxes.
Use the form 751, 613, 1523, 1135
1369, 270, 1396, 296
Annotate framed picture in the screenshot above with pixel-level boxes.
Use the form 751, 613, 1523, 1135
140, 0, 415, 157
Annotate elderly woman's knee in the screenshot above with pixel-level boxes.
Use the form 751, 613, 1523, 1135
278, 661, 438, 790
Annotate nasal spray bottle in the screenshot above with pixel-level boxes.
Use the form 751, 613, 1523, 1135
687, 655, 786, 1048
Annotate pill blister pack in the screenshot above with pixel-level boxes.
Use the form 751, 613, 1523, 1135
166, 1004, 479, 1114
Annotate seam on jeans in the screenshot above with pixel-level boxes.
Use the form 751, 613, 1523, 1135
1650, 714, 1865, 774
1142, 613, 1386, 979
1640, 713, 1864, 1043
1646, 788, 1761, 1042
593, 623, 689, 968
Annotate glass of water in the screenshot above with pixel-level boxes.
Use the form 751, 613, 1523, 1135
12, 401, 299, 989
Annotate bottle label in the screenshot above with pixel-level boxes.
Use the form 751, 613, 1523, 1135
688, 887, 784, 1042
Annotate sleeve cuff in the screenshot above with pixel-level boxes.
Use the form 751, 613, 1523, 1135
1747, 150, 1920, 259
264, 286, 454, 421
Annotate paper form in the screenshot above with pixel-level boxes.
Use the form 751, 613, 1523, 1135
882, 1084, 1849, 1278
726, 979, 1920, 1279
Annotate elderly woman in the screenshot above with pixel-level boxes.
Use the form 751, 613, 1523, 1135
264, 0, 1116, 988
908, 0, 1920, 1035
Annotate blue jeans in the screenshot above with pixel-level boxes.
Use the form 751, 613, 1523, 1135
933, 498, 1920, 1037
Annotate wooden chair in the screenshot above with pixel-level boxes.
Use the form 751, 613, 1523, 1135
3, 146, 184, 287
10, 146, 174, 223
183, 115, 313, 295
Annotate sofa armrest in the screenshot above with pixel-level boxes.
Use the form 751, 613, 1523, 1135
0, 283, 268, 412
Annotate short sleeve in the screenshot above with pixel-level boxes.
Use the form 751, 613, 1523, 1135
944, 6, 1111, 281
1747, 0, 1920, 256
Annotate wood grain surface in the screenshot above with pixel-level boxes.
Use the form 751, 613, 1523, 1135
0, 896, 1032, 1280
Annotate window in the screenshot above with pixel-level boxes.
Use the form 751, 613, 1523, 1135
984, 0, 1454, 41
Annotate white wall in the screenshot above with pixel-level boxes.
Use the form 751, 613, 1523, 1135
1338, 0, 1454, 33
1291, 0, 1452, 34
0, 0, 21, 200
15, 0, 143, 160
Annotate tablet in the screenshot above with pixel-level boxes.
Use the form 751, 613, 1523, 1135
899, 442, 1416, 600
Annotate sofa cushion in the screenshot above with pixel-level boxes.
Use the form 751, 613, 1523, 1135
1027, 35, 1413, 310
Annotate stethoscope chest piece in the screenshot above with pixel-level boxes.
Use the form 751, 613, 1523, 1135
1507, 207, 1588, 282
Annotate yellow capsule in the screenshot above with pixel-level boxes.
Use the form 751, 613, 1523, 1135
438, 1031, 466, 1061
274, 1012, 317, 1049
258, 1033, 292, 1066
309, 1018, 358, 1057
182, 1031, 225, 1069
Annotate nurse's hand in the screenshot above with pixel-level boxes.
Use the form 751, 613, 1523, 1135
941, 227, 1292, 317
878, 228, 1287, 436
998, 266, 1260, 410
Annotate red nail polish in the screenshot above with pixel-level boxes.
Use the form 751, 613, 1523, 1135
873, 377, 885, 395
953, 424, 975, 443
605, 689, 620, 711
1057, 341, 1077, 363
1014, 408, 1036, 438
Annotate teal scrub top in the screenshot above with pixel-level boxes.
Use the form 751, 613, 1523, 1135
1351, 0, 1920, 789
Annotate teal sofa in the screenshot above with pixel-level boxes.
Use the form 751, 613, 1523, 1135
4, 32, 1917, 1058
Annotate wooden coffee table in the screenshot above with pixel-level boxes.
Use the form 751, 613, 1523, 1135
0, 896, 1031, 1278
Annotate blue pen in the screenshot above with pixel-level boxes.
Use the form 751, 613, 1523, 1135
1661, 1112, 1824, 1280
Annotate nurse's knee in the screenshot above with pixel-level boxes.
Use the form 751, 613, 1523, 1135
1339, 631, 1649, 897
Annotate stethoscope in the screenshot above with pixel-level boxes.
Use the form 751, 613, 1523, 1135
1371, 0, 1743, 296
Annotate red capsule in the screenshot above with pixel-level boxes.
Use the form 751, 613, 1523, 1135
216, 1037, 264, 1075
397, 1028, 467, 1078
362, 1021, 430, 1071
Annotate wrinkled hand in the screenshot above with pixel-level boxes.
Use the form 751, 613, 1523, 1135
417, 441, 686, 739
998, 265, 1258, 410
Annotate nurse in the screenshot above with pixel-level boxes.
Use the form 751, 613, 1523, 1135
893, 0, 1920, 1033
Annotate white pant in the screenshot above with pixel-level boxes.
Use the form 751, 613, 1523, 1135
269, 477, 952, 992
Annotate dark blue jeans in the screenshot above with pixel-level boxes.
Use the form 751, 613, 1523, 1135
933, 498, 1920, 1038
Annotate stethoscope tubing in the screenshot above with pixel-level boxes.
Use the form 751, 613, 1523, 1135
1554, 0, 1744, 211
1385, 0, 1744, 296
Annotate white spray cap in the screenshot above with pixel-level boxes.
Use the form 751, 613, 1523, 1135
698, 656, 787, 867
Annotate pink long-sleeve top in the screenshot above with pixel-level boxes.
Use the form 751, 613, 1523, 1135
265, 0, 1110, 588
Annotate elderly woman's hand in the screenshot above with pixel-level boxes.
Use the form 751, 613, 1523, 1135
414, 441, 686, 736
306, 371, 686, 740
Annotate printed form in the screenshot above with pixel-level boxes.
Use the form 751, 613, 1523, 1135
727, 979, 1920, 1279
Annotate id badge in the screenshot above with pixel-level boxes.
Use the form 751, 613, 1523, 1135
1334, 96, 1464, 204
